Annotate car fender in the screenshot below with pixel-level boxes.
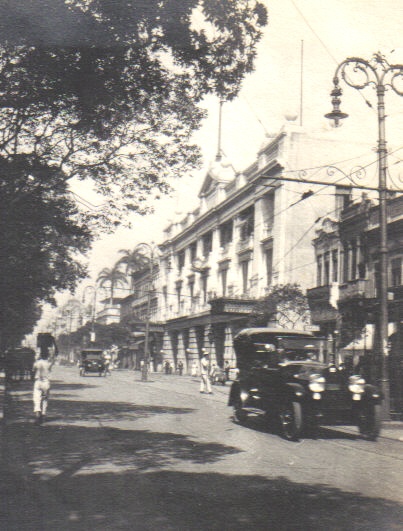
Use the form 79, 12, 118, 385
283, 382, 306, 401
363, 384, 383, 403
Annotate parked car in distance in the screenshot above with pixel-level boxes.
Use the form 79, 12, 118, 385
79, 349, 106, 377
228, 328, 382, 441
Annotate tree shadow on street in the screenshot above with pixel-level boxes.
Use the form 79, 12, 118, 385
6, 379, 97, 393
7, 394, 196, 424
2, 464, 402, 530
2, 394, 402, 530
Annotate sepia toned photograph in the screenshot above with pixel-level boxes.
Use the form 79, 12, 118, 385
0, 1, 402, 529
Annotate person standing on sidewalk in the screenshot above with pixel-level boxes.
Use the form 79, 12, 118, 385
32, 347, 55, 425
200, 350, 212, 394
177, 360, 184, 376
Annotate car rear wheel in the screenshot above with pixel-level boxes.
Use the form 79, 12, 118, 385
233, 396, 248, 424
358, 403, 381, 441
280, 401, 303, 441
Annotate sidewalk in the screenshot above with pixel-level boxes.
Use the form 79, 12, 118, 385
336, 420, 403, 442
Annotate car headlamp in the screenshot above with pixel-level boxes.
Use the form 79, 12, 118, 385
348, 375, 365, 394
240, 391, 249, 402
309, 374, 325, 392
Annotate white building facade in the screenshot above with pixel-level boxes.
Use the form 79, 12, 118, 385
139, 121, 371, 373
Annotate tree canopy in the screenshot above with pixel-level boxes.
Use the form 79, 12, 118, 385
0, 0, 267, 224
248, 284, 311, 329
0, 0, 267, 347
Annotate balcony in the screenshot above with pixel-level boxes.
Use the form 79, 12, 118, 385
339, 279, 371, 301
97, 305, 121, 325
209, 296, 255, 315
237, 235, 254, 253
307, 285, 331, 303
260, 224, 273, 243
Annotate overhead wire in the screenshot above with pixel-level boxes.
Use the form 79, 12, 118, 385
289, 0, 376, 112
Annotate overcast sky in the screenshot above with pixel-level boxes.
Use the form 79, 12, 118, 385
47, 0, 403, 315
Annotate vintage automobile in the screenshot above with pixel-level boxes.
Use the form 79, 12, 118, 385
228, 328, 382, 441
79, 349, 106, 377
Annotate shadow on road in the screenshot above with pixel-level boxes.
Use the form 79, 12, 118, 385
2, 384, 401, 530
6, 388, 196, 424
2, 462, 402, 530
232, 415, 360, 441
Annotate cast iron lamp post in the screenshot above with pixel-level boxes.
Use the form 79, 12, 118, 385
134, 242, 158, 382
325, 53, 403, 418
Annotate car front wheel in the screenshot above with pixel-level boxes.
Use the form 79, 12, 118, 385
358, 403, 381, 441
279, 401, 303, 441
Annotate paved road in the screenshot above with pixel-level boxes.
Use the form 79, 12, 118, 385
1, 366, 402, 530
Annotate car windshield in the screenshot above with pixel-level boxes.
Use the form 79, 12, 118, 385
237, 334, 325, 369
277, 337, 322, 362
82, 352, 103, 360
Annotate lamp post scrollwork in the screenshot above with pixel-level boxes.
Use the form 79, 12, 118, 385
325, 53, 403, 419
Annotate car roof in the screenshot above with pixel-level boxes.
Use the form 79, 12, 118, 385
81, 349, 103, 354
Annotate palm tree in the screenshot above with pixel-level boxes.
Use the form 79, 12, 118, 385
117, 248, 150, 291
97, 264, 127, 305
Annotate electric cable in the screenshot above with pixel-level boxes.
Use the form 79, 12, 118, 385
289, 0, 376, 112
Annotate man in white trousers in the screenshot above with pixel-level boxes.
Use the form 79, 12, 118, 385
200, 350, 212, 394
33, 347, 55, 425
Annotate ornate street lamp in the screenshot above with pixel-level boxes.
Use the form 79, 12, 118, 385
134, 242, 159, 382
325, 52, 403, 418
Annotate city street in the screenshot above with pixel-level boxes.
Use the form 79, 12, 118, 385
1, 366, 402, 530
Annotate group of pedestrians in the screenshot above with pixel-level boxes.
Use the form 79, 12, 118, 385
164, 360, 185, 375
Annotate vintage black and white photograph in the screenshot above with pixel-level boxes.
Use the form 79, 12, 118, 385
0, 1, 402, 529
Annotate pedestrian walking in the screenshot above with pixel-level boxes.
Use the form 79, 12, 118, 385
103, 350, 112, 376
224, 360, 230, 381
199, 350, 212, 394
32, 340, 56, 425
164, 360, 170, 375
191, 361, 198, 377
210, 362, 217, 384
178, 360, 184, 376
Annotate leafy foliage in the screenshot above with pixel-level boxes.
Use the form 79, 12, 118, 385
0, 1, 267, 347
117, 248, 150, 289
337, 296, 371, 348
97, 265, 128, 303
0, 0, 267, 226
248, 284, 311, 329
0, 158, 91, 348
58, 321, 133, 352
